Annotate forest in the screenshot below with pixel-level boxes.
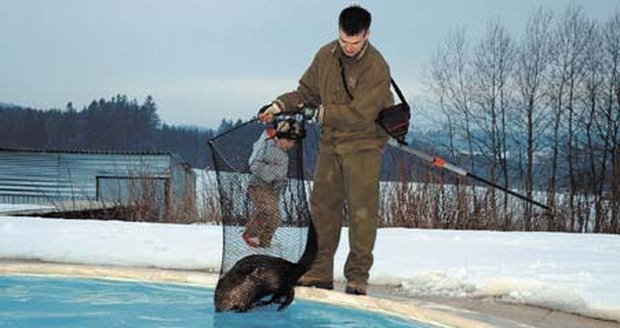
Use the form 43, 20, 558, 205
416, 6, 620, 233
0, 95, 235, 169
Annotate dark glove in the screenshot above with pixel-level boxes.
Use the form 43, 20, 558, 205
298, 103, 323, 123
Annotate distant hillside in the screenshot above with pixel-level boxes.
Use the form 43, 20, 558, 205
0, 101, 21, 109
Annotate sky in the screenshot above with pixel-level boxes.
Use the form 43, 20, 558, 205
1, 0, 619, 128
1, 213, 619, 323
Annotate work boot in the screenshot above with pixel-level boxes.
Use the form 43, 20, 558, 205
296, 275, 334, 290
345, 281, 367, 296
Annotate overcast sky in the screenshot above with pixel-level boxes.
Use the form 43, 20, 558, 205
1, 0, 618, 128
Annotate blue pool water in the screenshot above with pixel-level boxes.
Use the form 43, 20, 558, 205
0, 275, 432, 327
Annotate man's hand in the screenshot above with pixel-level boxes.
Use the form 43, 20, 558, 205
257, 102, 282, 122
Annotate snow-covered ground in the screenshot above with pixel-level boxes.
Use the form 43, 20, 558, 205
1, 208, 619, 322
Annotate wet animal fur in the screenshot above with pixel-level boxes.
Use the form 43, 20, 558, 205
214, 221, 317, 312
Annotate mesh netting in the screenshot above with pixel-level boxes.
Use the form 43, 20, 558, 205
208, 116, 316, 275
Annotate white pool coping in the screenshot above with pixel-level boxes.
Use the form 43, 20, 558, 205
0, 261, 496, 328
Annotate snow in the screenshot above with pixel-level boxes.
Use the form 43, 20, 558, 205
1, 207, 619, 322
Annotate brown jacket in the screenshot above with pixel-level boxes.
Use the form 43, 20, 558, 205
277, 40, 393, 154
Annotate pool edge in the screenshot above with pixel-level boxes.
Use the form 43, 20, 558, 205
0, 260, 496, 328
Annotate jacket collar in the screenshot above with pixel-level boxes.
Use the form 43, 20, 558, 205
330, 40, 370, 64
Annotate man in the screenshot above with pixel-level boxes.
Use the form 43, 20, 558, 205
258, 5, 393, 295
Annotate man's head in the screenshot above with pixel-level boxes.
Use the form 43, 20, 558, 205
338, 5, 371, 57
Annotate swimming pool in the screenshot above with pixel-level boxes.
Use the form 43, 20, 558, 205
0, 275, 434, 327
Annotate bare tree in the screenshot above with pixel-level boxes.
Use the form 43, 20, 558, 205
600, 11, 620, 232
577, 20, 606, 232
514, 7, 554, 230
428, 28, 475, 166
548, 4, 594, 231
470, 18, 515, 229
427, 28, 489, 227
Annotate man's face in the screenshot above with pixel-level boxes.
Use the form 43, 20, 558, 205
338, 29, 369, 58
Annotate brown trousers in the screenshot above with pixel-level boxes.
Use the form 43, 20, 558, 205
306, 148, 382, 284
244, 184, 280, 247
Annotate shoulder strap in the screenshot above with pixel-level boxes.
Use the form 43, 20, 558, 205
390, 78, 408, 106
338, 58, 354, 100
338, 58, 407, 105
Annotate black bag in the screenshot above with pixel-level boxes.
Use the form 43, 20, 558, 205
339, 59, 410, 145
338, 58, 411, 145
376, 79, 410, 145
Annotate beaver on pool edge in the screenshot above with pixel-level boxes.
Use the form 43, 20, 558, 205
214, 220, 317, 312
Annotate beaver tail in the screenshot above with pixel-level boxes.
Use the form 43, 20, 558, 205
293, 217, 317, 278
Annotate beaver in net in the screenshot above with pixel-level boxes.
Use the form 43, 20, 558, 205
214, 220, 316, 312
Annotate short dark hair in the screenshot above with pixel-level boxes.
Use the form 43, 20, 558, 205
338, 5, 371, 36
